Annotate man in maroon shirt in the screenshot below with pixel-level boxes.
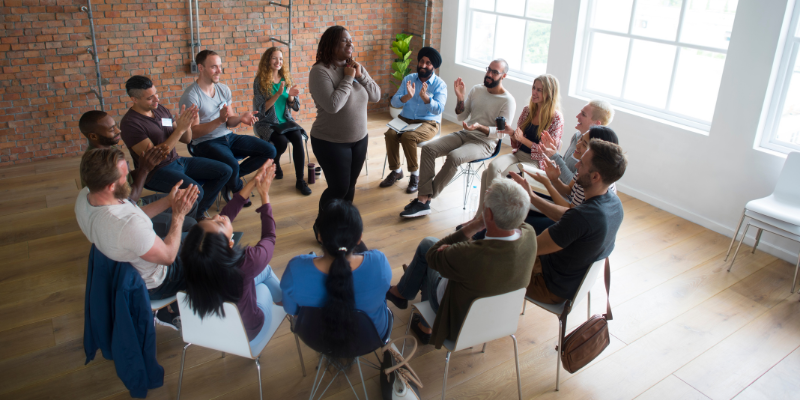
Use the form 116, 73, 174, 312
120, 75, 233, 217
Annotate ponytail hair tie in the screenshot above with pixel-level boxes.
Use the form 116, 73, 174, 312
338, 247, 347, 252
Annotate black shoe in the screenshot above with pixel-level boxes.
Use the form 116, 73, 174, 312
275, 166, 284, 180
406, 174, 419, 194
380, 170, 403, 188
296, 180, 312, 196
400, 199, 431, 218
404, 198, 418, 211
385, 289, 408, 309
410, 314, 431, 345
155, 307, 180, 331
243, 198, 252, 208
455, 224, 463, 231
221, 188, 232, 203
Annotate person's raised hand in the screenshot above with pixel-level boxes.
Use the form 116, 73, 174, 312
218, 103, 230, 123
406, 80, 416, 98
541, 159, 561, 181
240, 110, 258, 126
540, 131, 558, 158
254, 160, 276, 203
463, 121, 481, 131
139, 144, 163, 172
420, 82, 430, 102
288, 84, 300, 97
175, 104, 198, 133
511, 127, 525, 142
529, 170, 550, 186
453, 77, 465, 99
343, 62, 356, 77
349, 59, 362, 79
273, 82, 286, 99
509, 171, 534, 197
152, 143, 171, 163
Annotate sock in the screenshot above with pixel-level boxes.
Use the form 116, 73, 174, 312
410, 170, 419, 176
394, 168, 402, 173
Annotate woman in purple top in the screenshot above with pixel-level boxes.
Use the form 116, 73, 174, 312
180, 160, 282, 345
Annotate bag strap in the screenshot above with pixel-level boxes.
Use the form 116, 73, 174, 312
382, 335, 418, 374
603, 258, 613, 321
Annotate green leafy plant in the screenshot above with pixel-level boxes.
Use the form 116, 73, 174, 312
390, 33, 413, 88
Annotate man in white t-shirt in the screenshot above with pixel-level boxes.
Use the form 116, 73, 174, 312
75, 147, 198, 303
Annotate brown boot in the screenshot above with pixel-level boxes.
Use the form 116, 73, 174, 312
406, 174, 419, 193
379, 170, 403, 188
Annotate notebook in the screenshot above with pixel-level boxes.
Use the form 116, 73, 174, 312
387, 117, 423, 133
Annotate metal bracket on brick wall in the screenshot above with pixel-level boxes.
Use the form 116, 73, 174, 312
188, 0, 201, 73
268, 1, 293, 75
81, 1, 106, 112
403, 0, 430, 43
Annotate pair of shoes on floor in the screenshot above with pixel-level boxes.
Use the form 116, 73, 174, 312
406, 175, 419, 194
155, 305, 181, 332
410, 314, 431, 345
379, 170, 403, 188
385, 289, 408, 309
296, 180, 312, 195
400, 198, 431, 218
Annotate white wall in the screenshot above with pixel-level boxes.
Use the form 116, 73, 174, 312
438, 0, 799, 263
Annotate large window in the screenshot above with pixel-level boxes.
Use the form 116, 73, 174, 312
461, 0, 554, 79
576, 0, 739, 131
762, 0, 800, 153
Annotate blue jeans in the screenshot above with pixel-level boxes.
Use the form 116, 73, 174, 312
145, 157, 232, 216
192, 134, 277, 193
396, 237, 442, 327
249, 265, 283, 347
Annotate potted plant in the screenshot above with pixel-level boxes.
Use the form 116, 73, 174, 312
389, 33, 413, 118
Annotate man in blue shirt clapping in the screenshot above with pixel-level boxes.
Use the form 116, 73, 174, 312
380, 47, 448, 193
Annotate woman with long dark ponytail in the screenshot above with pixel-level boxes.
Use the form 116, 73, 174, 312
181, 160, 282, 346
280, 199, 392, 344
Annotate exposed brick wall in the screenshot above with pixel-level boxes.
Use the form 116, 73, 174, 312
0, 0, 442, 166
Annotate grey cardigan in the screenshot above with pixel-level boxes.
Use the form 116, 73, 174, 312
552, 130, 581, 184
252, 77, 301, 142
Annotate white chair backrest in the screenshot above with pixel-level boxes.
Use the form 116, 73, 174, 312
453, 288, 526, 352
774, 152, 800, 203
571, 259, 607, 307
176, 292, 253, 359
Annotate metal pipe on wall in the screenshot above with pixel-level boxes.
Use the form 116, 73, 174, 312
269, 1, 292, 75
81, 1, 105, 112
403, 0, 429, 44
188, 0, 196, 72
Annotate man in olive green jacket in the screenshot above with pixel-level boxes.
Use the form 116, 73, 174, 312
386, 178, 537, 348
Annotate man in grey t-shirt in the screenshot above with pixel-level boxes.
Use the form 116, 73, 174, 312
180, 50, 276, 204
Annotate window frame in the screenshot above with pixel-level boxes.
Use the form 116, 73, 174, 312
460, 1, 554, 82
575, 0, 736, 132
761, 0, 800, 154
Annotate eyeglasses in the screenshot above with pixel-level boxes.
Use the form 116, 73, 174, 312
485, 67, 503, 76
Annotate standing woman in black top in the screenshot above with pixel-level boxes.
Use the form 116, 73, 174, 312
253, 46, 312, 196
308, 26, 381, 232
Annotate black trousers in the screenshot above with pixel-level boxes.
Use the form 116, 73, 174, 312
311, 135, 369, 214
270, 129, 306, 180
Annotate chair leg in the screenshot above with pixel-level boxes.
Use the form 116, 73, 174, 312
255, 356, 263, 400
309, 356, 326, 400
512, 334, 522, 400
402, 310, 415, 355
752, 228, 763, 254
521, 298, 527, 315
728, 224, 751, 272
442, 351, 452, 400
725, 211, 747, 261
294, 333, 306, 377
587, 291, 592, 320
177, 343, 191, 400
357, 357, 369, 400
481, 343, 487, 353
556, 320, 562, 391
382, 154, 388, 179
792, 253, 800, 294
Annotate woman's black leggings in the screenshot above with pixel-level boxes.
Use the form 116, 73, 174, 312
311, 135, 369, 214
270, 129, 306, 180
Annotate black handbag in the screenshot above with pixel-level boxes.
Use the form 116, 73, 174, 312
271, 120, 303, 136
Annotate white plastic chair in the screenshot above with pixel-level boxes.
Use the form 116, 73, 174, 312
403, 288, 526, 400
725, 152, 800, 292
174, 291, 289, 400
381, 124, 442, 178
521, 258, 608, 391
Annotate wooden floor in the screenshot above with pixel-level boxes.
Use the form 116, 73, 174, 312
1, 113, 799, 400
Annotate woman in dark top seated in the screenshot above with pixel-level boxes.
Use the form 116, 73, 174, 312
253, 46, 312, 196
180, 160, 282, 345
280, 199, 393, 343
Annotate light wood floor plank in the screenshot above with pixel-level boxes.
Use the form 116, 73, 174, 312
635, 375, 710, 400
734, 345, 800, 400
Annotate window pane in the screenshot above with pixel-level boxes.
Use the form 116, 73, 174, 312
591, 0, 634, 34
495, 17, 526, 71
585, 33, 630, 97
669, 48, 726, 121
623, 40, 676, 108
523, 21, 551, 76
631, 0, 682, 41
470, 0, 495, 12
468, 12, 496, 63
496, 0, 525, 15
526, 0, 555, 20
775, 52, 800, 147
680, 0, 738, 50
